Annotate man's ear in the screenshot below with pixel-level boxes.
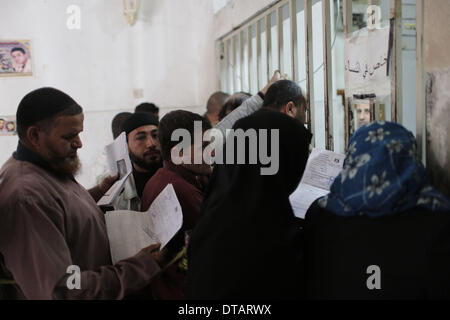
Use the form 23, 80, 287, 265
26, 125, 42, 148
283, 102, 296, 117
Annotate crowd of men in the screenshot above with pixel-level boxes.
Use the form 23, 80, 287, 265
1, 70, 450, 300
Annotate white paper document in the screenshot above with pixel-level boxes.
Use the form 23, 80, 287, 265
105, 132, 133, 178
105, 184, 183, 264
289, 148, 346, 219
344, 27, 391, 98
97, 132, 133, 207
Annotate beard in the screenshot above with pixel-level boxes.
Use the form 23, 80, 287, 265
53, 155, 81, 177
42, 148, 81, 177
129, 149, 162, 172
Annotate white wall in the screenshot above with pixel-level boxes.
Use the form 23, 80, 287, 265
0, 0, 217, 188
213, 0, 277, 39
213, 0, 231, 14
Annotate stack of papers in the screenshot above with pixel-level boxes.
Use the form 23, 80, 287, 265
97, 132, 133, 207
105, 184, 183, 264
289, 148, 345, 219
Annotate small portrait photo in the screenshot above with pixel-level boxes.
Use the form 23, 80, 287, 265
0, 40, 33, 77
354, 101, 372, 128
116, 159, 127, 179
0, 116, 18, 136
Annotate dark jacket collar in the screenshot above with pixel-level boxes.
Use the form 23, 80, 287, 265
13, 142, 69, 179
13, 142, 52, 170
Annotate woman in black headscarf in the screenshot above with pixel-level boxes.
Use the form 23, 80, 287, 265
186, 109, 311, 299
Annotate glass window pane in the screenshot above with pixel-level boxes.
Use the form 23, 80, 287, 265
322, 0, 344, 153
281, 4, 292, 79
227, 39, 233, 93
258, 18, 268, 88
295, 0, 307, 94
269, 11, 279, 76
347, 0, 392, 131
401, 0, 417, 135
250, 24, 258, 94
312, 0, 326, 149
233, 34, 241, 92
352, 0, 368, 31
242, 29, 250, 93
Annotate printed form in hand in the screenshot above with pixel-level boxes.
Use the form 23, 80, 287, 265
105, 184, 183, 264
289, 148, 345, 219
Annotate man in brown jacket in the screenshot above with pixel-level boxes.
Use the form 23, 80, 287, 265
0, 87, 163, 300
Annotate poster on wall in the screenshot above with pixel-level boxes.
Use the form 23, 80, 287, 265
0, 116, 17, 136
344, 27, 390, 99
0, 40, 33, 77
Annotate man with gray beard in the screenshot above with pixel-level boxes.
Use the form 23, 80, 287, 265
0, 88, 164, 299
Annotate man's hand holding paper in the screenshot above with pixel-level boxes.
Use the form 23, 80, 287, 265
105, 184, 183, 264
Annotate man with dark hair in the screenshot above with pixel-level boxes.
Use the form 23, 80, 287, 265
136, 71, 282, 299
116, 112, 163, 211
11, 47, 31, 73
10, 47, 25, 55
212, 71, 281, 140
0, 87, 164, 299
263, 79, 307, 123
156, 111, 212, 173
135, 102, 160, 119
218, 92, 252, 121
141, 110, 212, 299
204, 91, 229, 125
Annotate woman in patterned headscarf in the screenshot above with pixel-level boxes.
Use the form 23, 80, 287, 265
304, 121, 450, 300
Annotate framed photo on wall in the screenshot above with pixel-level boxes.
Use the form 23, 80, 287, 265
0, 40, 33, 77
0, 116, 17, 136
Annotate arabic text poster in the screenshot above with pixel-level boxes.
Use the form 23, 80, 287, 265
344, 27, 390, 98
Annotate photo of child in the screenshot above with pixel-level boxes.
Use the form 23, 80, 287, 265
0, 117, 18, 136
